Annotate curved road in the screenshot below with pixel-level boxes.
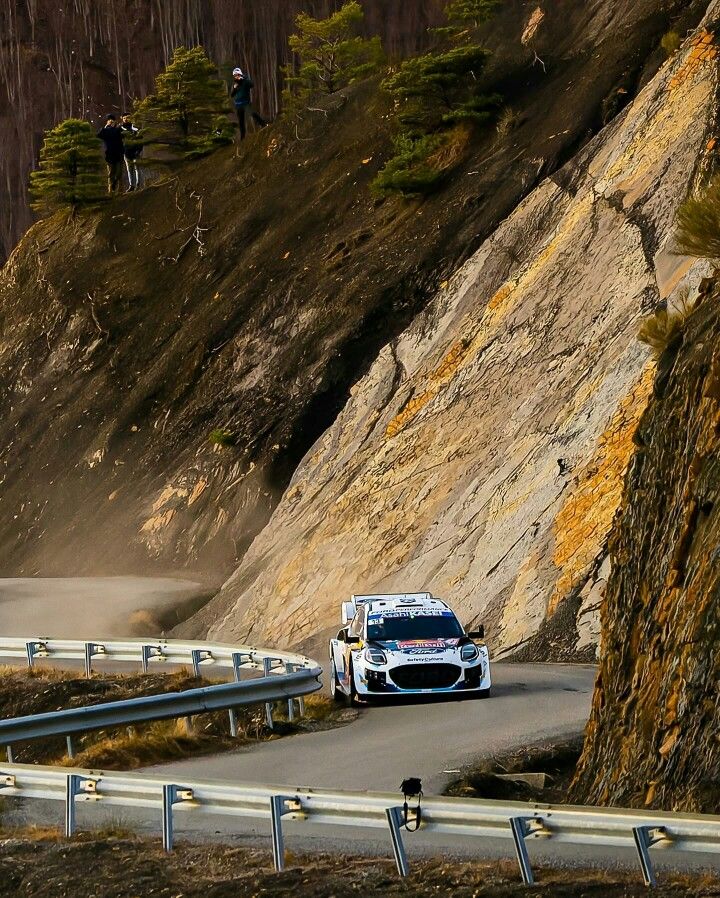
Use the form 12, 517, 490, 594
0, 577, 595, 793
152, 662, 595, 794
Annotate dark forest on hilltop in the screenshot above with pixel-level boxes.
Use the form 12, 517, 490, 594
0, 0, 445, 261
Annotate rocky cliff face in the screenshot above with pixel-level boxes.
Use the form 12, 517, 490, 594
189, 6, 720, 656
571, 278, 720, 812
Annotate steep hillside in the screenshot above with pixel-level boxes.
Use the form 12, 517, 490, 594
0, 0, 443, 262
571, 278, 720, 812
186, 4, 720, 656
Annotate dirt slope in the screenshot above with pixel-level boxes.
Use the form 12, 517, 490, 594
187, 4, 719, 656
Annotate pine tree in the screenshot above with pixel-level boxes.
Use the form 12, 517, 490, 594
373, 0, 499, 196
382, 45, 496, 134
443, 0, 498, 31
282, 1, 383, 112
29, 119, 107, 214
134, 46, 233, 159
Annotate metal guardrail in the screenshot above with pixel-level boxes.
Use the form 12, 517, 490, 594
0, 636, 322, 755
1, 764, 720, 886
1, 636, 719, 887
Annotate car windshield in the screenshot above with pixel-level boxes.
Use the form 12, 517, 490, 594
366, 611, 464, 641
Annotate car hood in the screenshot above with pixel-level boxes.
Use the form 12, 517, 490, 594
374, 638, 461, 656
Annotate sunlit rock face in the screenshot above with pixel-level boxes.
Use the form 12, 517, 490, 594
200, 11, 718, 656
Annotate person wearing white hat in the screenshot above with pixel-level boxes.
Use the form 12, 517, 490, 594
231, 67, 267, 140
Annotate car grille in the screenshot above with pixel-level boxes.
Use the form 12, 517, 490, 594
389, 663, 461, 690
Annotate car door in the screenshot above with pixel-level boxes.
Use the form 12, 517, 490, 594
335, 606, 365, 685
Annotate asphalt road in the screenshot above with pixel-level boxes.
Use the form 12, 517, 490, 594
3, 577, 715, 878
150, 662, 596, 794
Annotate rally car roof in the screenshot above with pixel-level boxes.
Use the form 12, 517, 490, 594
352, 592, 450, 613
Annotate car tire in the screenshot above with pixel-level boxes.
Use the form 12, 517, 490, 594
476, 687, 491, 699
329, 659, 344, 703
346, 660, 361, 708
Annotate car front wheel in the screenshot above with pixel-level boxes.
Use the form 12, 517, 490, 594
345, 660, 360, 708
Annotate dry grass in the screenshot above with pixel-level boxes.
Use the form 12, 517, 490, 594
58, 718, 234, 770
661, 30, 682, 57
637, 290, 696, 359
676, 176, 720, 259
425, 123, 471, 174
1, 667, 349, 770
0, 834, 716, 896
495, 106, 518, 138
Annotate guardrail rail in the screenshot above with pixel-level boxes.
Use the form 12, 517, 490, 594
0, 636, 322, 758
1, 636, 720, 888
1, 763, 720, 887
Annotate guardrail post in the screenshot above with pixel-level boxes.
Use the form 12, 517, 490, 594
141, 644, 153, 673
633, 825, 666, 887
385, 806, 410, 877
5, 746, 13, 764
231, 652, 244, 682
270, 795, 301, 872
285, 663, 296, 721
84, 642, 102, 678
228, 653, 244, 737
162, 784, 193, 852
25, 640, 46, 669
191, 649, 202, 678
263, 657, 274, 729
510, 817, 536, 885
65, 735, 75, 759
65, 774, 95, 837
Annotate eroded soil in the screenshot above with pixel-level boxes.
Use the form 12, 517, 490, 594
0, 835, 717, 898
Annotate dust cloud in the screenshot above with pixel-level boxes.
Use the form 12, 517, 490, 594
0, 577, 212, 639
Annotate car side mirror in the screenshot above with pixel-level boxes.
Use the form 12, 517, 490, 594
341, 601, 355, 626
468, 625, 485, 640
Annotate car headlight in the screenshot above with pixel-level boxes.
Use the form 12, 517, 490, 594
364, 646, 387, 665
460, 642, 479, 662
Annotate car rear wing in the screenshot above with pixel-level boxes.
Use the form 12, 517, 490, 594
341, 592, 433, 625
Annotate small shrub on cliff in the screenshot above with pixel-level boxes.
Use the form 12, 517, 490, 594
29, 119, 107, 214
134, 46, 233, 160
373, 127, 470, 195
208, 428, 236, 448
282, 2, 383, 114
675, 176, 720, 259
637, 291, 696, 358
661, 30, 682, 57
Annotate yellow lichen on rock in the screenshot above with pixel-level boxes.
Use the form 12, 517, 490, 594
549, 365, 655, 615
669, 30, 717, 91
385, 339, 470, 438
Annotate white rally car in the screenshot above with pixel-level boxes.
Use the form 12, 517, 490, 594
329, 592, 491, 703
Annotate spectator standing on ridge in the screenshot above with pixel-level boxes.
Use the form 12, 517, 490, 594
119, 112, 143, 191
96, 114, 124, 193
230, 67, 267, 140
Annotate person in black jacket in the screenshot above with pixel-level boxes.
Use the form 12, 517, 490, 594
96, 114, 124, 193
230, 68, 267, 140
120, 113, 143, 191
